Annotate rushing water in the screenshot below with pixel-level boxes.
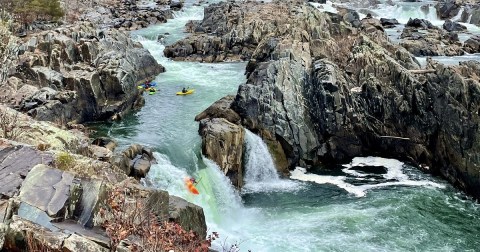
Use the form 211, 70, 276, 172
93, 0, 480, 251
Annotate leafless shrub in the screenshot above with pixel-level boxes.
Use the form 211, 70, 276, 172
0, 107, 23, 140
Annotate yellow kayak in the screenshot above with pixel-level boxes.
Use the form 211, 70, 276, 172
176, 89, 195, 95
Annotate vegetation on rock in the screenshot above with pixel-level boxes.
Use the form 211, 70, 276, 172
98, 186, 216, 252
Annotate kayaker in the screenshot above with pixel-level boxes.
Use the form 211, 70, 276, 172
182, 87, 187, 93
145, 79, 152, 89
190, 177, 197, 184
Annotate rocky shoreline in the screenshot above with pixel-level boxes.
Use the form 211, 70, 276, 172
188, 0, 480, 202
0, 0, 209, 251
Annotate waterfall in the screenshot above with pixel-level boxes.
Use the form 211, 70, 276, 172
242, 129, 301, 193
244, 129, 280, 183
452, 7, 464, 22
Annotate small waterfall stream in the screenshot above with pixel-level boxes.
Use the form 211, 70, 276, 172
243, 130, 280, 183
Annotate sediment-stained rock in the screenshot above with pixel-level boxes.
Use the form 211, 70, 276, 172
199, 118, 245, 188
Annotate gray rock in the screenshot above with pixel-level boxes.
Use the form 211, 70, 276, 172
63, 233, 109, 252
464, 35, 480, 53
195, 95, 241, 124
132, 155, 151, 178
19, 165, 75, 217
16, 23, 165, 124
443, 19, 467, 32
169, 195, 206, 238
0, 145, 54, 198
436, 0, 461, 19
380, 18, 399, 28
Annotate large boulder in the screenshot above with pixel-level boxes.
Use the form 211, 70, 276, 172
464, 35, 480, 53
199, 118, 245, 188
18, 165, 76, 218
436, 0, 461, 19
443, 19, 467, 32
168, 196, 206, 238
112, 144, 155, 178
195, 95, 241, 124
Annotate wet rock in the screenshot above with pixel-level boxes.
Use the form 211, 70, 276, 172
443, 19, 467, 32
380, 18, 399, 28
170, 1, 183, 11
169, 195, 206, 238
199, 118, 245, 188
436, 0, 461, 19
464, 35, 480, 53
112, 144, 155, 178
132, 155, 151, 178
406, 18, 434, 29
195, 95, 241, 124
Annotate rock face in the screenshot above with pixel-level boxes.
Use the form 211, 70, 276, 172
443, 19, 467, 32
185, 1, 480, 200
11, 23, 164, 124
199, 118, 245, 188
169, 195, 207, 238
164, 1, 297, 62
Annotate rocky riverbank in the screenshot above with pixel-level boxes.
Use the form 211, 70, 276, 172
0, 0, 209, 251
189, 0, 480, 200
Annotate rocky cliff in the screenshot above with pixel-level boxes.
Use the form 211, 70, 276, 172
0, 22, 164, 124
190, 1, 480, 200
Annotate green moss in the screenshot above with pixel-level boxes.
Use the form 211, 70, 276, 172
55, 151, 75, 171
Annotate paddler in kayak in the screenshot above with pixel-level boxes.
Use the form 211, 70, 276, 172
145, 78, 153, 89
182, 87, 187, 93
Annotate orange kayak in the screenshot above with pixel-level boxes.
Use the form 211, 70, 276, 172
184, 178, 199, 195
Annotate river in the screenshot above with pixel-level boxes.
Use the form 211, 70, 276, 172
93, 0, 480, 251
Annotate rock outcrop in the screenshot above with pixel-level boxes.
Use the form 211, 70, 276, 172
199, 118, 245, 188
185, 1, 480, 201
6, 23, 164, 124
80, 0, 174, 31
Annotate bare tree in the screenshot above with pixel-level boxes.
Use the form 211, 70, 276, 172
0, 107, 23, 140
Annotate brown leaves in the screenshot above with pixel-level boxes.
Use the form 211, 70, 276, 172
99, 186, 215, 252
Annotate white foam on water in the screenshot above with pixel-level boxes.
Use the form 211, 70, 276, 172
291, 157, 445, 197
343, 156, 408, 181
309, 1, 338, 14
291, 167, 366, 197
